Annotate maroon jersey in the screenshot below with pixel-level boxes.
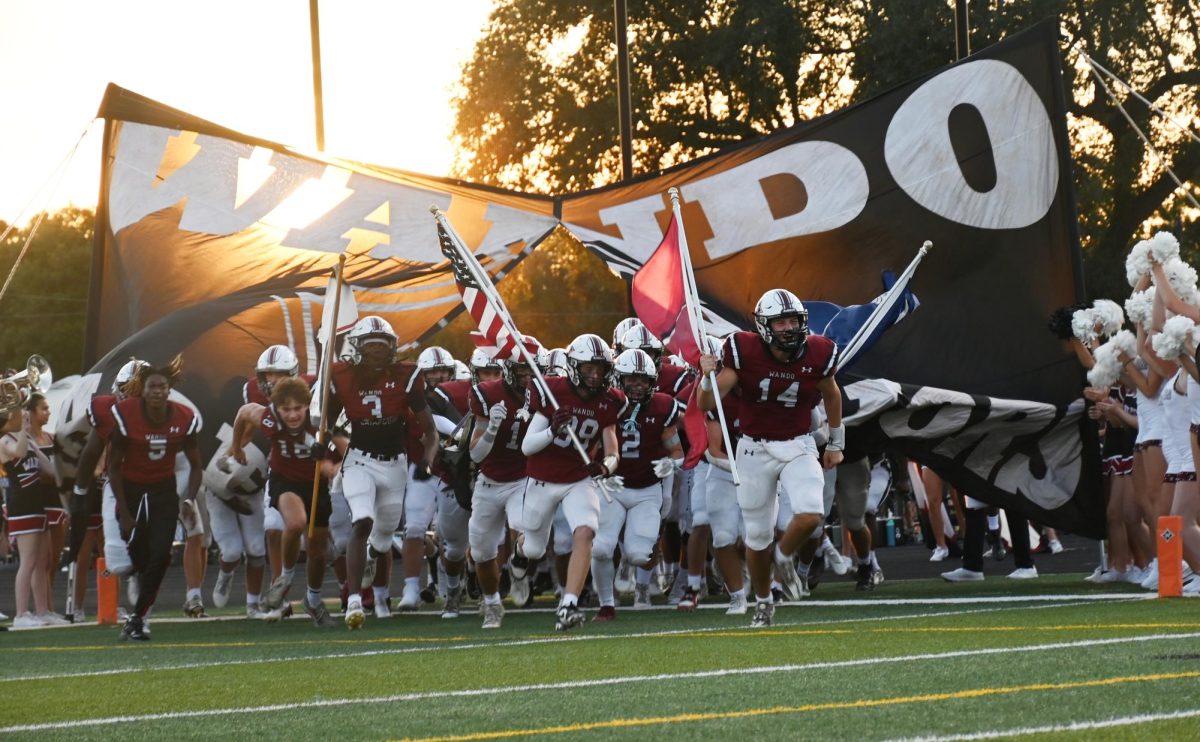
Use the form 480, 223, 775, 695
404, 409, 448, 482
87, 394, 119, 440
721, 331, 837, 440
329, 361, 424, 457
259, 405, 318, 481
434, 380, 472, 419
616, 392, 681, 489
469, 379, 532, 482
657, 362, 692, 396
527, 376, 626, 484
111, 399, 200, 484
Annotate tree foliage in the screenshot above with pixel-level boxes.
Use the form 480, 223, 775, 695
0, 207, 93, 377
451, 0, 1200, 301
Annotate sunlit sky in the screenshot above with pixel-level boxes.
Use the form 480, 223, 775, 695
0, 0, 496, 226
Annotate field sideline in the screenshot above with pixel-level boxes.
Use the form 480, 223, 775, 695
3, 575, 1199, 740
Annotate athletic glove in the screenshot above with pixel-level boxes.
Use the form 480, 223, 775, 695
596, 475, 625, 495
652, 457, 680, 479
487, 401, 508, 430
551, 406, 573, 434
412, 461, 434, 481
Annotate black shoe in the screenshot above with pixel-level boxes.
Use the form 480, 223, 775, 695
555, 603, 585, 631
533, 570, 554, 596
498, 568, 511, 599
466, 569, 482, 600
855, 564, 875, 591
771, 587, 784, 604
120, 616, 149, 641
807, 557, 824, 592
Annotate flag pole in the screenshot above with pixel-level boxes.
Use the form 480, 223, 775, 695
431, 208, 596, 471
837, 240, 932, 366
668, 188, 739, 485
309, 254, 345, 539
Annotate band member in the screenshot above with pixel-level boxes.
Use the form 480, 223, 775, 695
107, 357, 202, 640
519, 334, 625, 631
698, 289, 843, 628
591, 349, 682, 620
231, 376, 344, 626
327, 316, 439, 629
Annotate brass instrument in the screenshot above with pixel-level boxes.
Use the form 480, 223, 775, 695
0, 355, 52, 415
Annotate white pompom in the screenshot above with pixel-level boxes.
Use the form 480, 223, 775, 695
1147, 231, 1181, 264
1151, 315, 1198, 360
1160, 257, 1199, 303
1110, 329, 1137, 359
1126, 239, 1152, 287
1087, 340, 1123, 387
1072, 308, 1097, 344
1124, 289, 1154, 328
1090, 299, 1125, 337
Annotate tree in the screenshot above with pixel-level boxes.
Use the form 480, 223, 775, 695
0, 207, 93, 378
451, 0, 1200, 301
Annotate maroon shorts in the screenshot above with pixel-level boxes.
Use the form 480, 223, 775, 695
1103, 456, 1134, 477
1165, 472, 1197, 483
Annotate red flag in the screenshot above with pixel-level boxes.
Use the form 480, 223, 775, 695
631, 214, 701, 365
676, 379, 709, 470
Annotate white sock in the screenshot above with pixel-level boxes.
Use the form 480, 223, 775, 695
186, 588, 201, 602
592, 557, 616, 606
757, 593, 773, 604
373, 586, 389, 605
246, 594, 259, 607
347, 593, 362, 609
729, 588, 745, 600
281, 566, 295, 582
561, 592, 578, 607
404, 576, 420, 594
820, 536, 835, 555
796, 562, 811, 578
636, 567, 653, 584
870, 551, 880, 570
774, 544, 789, 562
687, 573, 703, 590
306, 588, 322, 609
857, 555, 871, 566
446, 573, 461, 589
484, 592, 502, 605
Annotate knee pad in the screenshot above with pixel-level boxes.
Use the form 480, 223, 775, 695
592, 534, 618, 560
441, 538, 467, 564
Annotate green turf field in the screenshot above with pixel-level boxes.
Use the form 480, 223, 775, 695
3, 576, 1199, 740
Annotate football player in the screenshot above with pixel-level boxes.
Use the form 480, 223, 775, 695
698, 290, 843, 627
619, 325, 693, 396
519, 334, 625, 630
231, 377, 345, 625
467, 348, 540, 628
591, 349, 682, 621
107, 357, 203, 640
327, 317, 439, 629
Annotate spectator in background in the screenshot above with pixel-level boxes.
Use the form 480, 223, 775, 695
26, 393, 67, 613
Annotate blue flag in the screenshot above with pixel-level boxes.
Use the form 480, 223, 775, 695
805, 271, 921, 373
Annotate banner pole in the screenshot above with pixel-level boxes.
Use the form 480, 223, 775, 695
668, 188, 739, 485
309, 254, 345, 539
431, 208, 596, 471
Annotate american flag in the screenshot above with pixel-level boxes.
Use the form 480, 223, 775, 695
438, 220, 538, 362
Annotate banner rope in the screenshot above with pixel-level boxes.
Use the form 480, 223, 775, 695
0, 120, 95, 304
1078, 50, 1200, 147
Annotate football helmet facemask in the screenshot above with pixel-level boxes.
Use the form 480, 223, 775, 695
754, 289, 808, 353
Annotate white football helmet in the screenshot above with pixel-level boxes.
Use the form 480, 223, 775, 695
521, 335, 551, 371
612, 317, 644, 351
255, 345, 299, 396
417, 346, 456, 371
754, 289, 808, 352
347, 316, 398, 362
545, 348, 569, 377
113, 359, 150, 399
619, 326, 665, 366
469, 348, 503, 381
565, 334, 613, 392
453, 360, 471, 382
613, 349, 658, 403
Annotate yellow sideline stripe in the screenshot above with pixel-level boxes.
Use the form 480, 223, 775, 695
398, 671, 1200, 742
12, 622, 1200, 653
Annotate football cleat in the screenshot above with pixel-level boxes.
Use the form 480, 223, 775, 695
825, 549, 851, 576
592, 605, 616, 622
508, 569, 532, 608
633, 584, 652, 609
398, 586, 421, 612
750, 600, 774, 628
1007, 567, 1039, 580
555, 603, 586, 631
481, 601, 504, 629
855, 564, 875, 591
212, 568, 235, 608
263, 573, 292, 611
360, 547, 379, 590
183, 596, 207, 618
871, 568, 885, 586
305, 600, 338, 628
345, 601, 366, 630
677, 587, 700, 612
374, 598, 392, 619
726, 592, 748, 615
1049, 538, 1065, 555
666, 575, 687, 606
941, 568, 985, 582
773, 550, 805, 602
441, 585, 463, 619
614, 560, 635, 595
246, 604, 270, 620
120, 615, 150, 641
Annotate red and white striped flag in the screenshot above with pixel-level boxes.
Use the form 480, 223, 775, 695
437, 220, 536, 362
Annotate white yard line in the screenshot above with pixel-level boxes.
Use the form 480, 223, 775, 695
3, 631, 1198, 734
888, 708, 1200, 741
0, 599, 1094, 684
